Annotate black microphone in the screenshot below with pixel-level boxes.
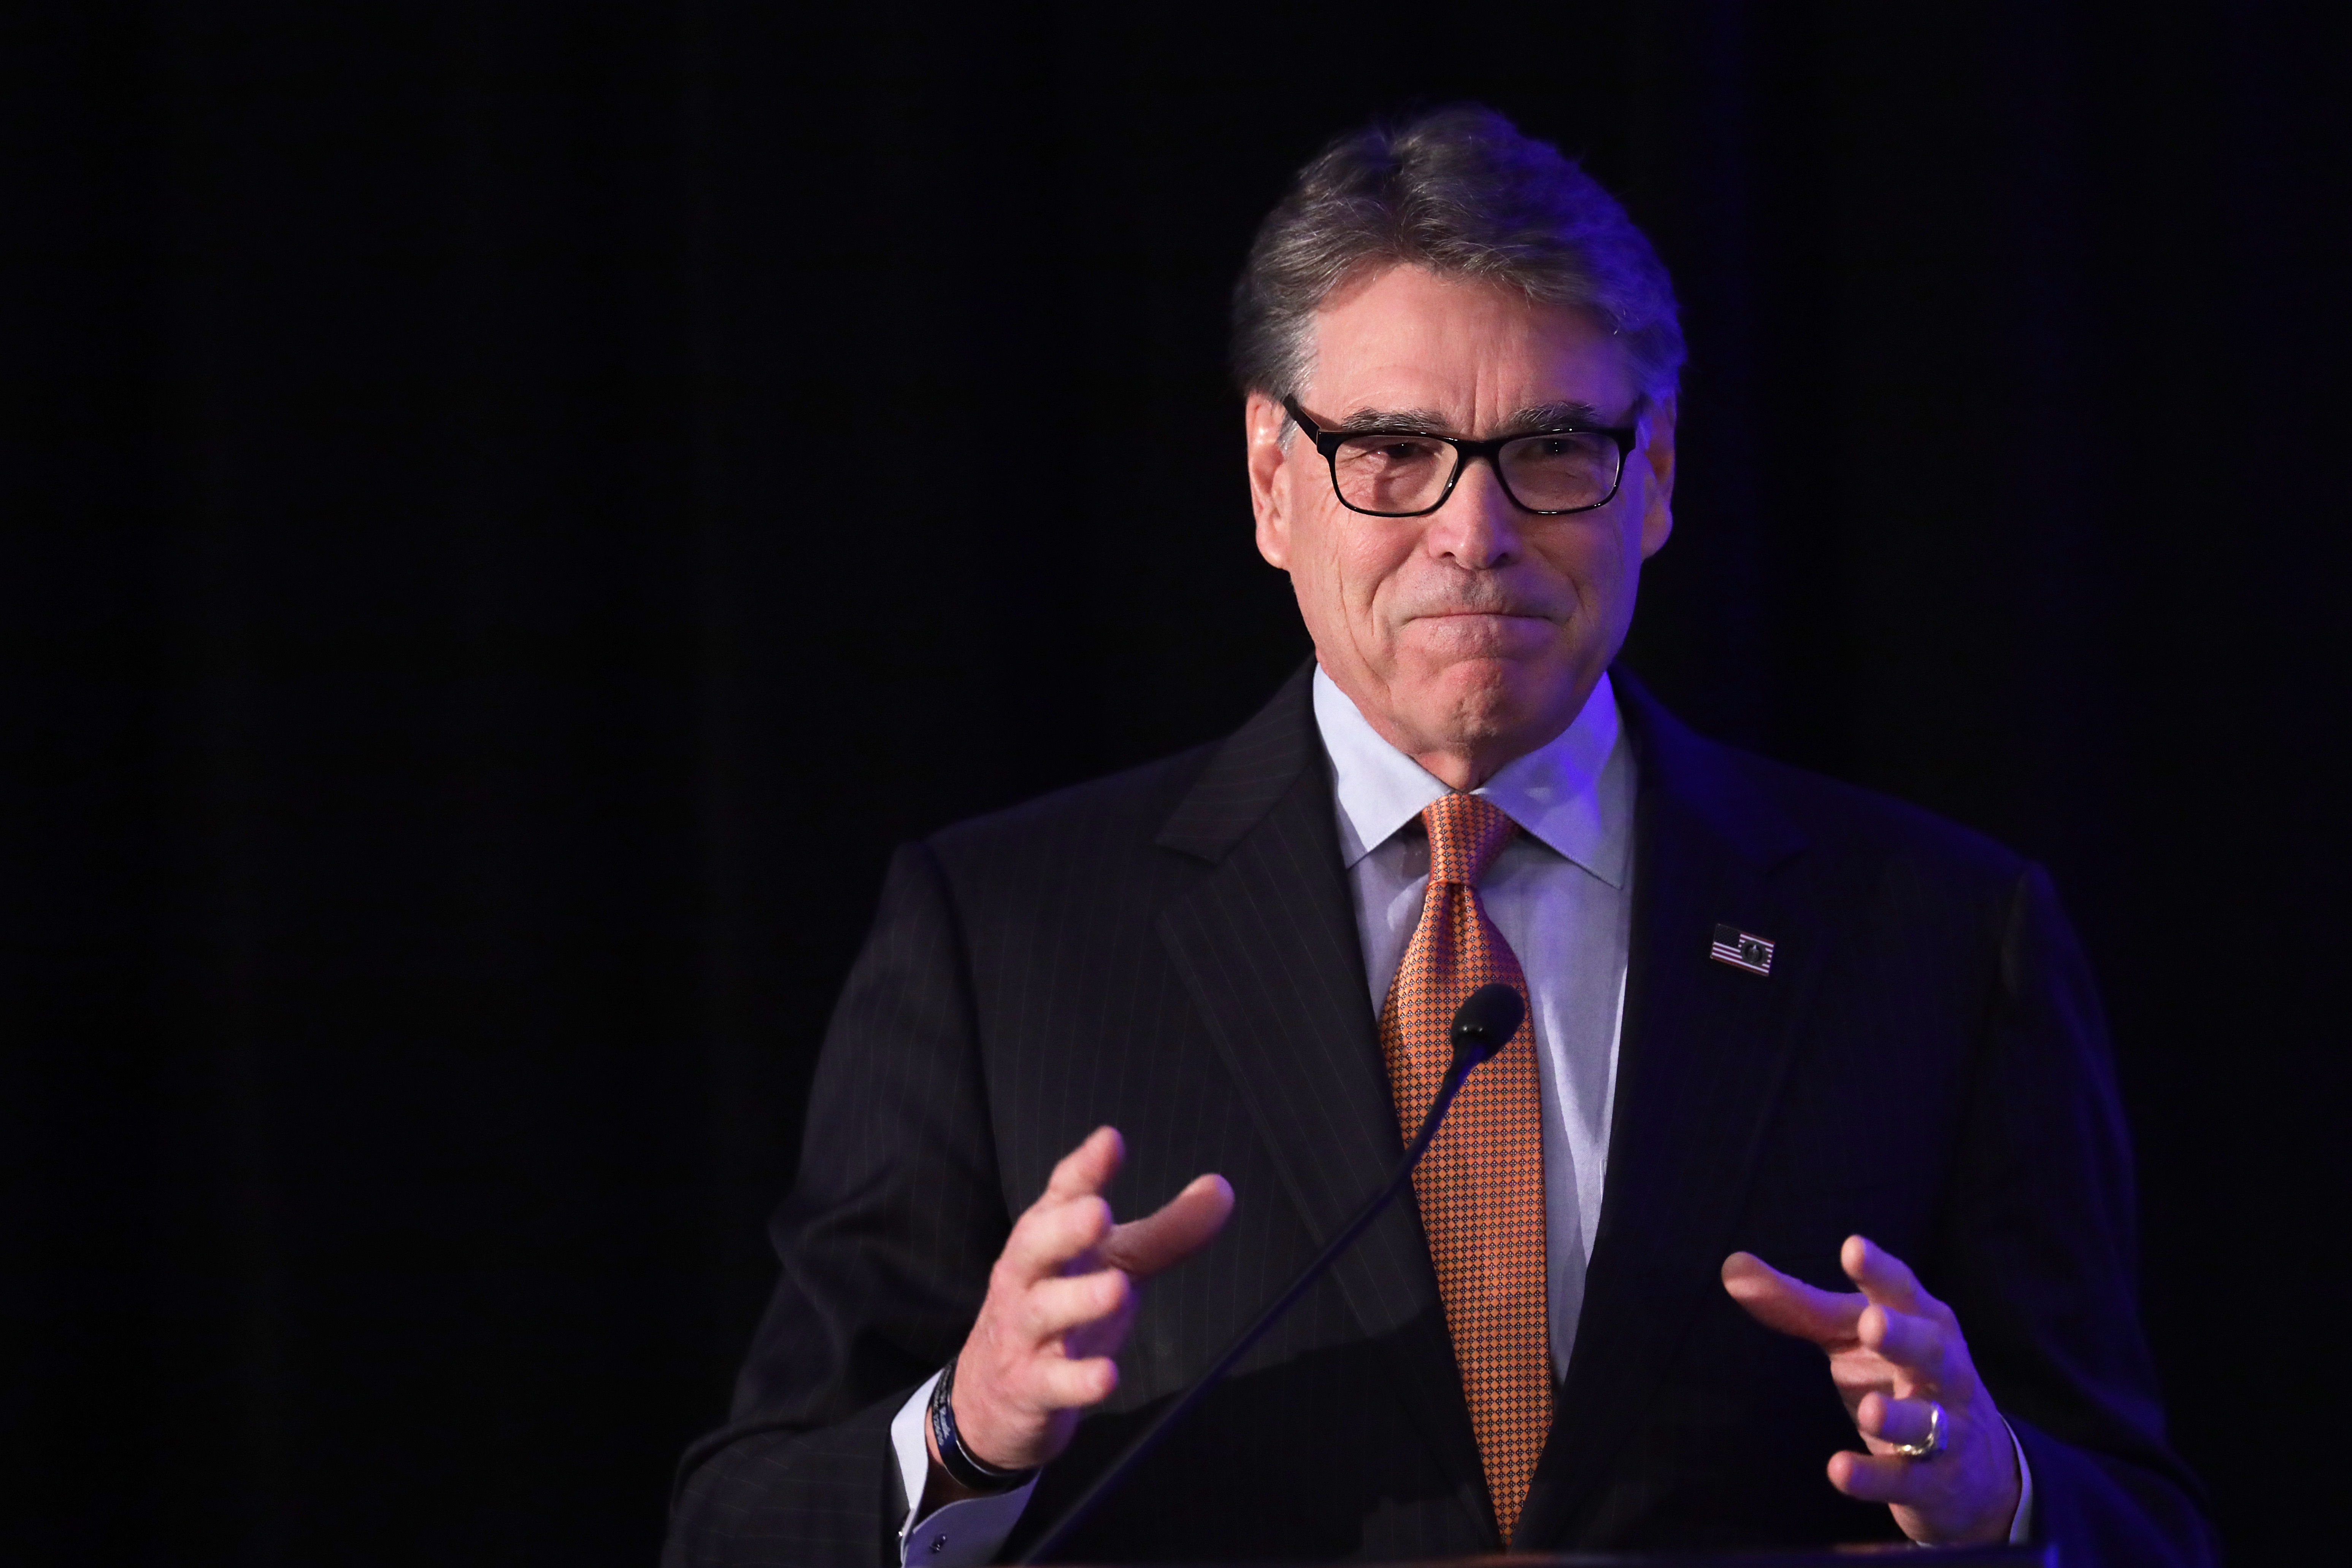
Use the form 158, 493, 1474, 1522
1015, 982, 1525, 1564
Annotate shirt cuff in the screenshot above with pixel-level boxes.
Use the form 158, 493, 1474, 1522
890, 1370, 1038, 1568
2003, 1417, 2036, 1545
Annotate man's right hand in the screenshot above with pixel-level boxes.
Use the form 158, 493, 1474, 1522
927, 1126, 1233, 1501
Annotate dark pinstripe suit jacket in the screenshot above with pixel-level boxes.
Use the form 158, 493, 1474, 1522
666, 666, 2211, 1566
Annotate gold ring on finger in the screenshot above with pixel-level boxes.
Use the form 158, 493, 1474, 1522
1888, 1399, 1947, 1460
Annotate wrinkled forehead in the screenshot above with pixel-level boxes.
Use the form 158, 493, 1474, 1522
1298, 265, 1643, 426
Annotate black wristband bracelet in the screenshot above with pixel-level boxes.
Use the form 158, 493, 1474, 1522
927, 1353, 1040, 1493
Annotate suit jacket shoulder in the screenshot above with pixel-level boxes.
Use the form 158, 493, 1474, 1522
1616, 668, 2029, 895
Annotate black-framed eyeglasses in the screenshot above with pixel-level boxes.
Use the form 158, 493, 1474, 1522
1283, 396, 1639, 519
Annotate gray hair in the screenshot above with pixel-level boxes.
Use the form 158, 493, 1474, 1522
1231, 105, 1685, 412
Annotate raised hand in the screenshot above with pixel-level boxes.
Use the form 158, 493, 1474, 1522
933, 1127, 1233, 1499
1721, 1235, 2021, 1546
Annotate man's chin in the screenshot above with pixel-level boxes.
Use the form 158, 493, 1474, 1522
1408, 657, 1578, 745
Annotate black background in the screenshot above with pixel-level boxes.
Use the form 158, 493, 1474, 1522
7, 2, 2346, 1563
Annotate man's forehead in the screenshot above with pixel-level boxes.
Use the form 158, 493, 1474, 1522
1304, 265, 1637, 419
1300, 349, 1637, 433
1321, 400, 1613, 436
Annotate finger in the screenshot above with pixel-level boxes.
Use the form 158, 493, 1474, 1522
1858, 1303, 1948, 1383
1060, 1282, 1141, 1363
1020, 1268, 1132, 1341
1826, 1447, 1932, 1506
1721, 1251, 1866, 1347
1103, 1174, 1235, 1278
1000, 1192, 1114, 1284
1032, 1353, 1120, 1410
1855, 1390, 1943, 1452
1041, 1126, 1124, 1203
1842, 1234, 1929, 1316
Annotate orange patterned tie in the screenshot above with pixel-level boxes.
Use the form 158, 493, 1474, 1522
1379, 791, 1551, 1543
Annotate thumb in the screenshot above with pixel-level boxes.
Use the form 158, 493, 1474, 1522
1722, 1250, 1866, 1348
1103, 1174, 1234, 1279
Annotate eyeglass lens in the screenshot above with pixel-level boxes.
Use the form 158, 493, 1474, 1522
1329, 431, 1622, 516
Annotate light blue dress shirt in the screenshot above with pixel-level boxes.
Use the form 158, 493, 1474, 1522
1314, 663, 1636, 1381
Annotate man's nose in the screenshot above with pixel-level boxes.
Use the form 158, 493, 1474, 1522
1424, 455, 1523, 569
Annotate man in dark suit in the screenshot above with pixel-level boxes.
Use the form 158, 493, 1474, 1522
666, 107, 2211, 1565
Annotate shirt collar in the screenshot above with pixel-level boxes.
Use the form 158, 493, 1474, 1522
1311, 663, 1633, 889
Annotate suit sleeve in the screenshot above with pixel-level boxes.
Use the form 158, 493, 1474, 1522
665, 842, 1011, 1568
1935, 863, 2217, 1567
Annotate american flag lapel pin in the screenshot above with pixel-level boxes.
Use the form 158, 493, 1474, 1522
1710, 923, 1776, 976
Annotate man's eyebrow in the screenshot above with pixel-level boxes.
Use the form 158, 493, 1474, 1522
1331, 406, 1453, 434
1328, 401, 1616, 436
1505, 401, 1611, 432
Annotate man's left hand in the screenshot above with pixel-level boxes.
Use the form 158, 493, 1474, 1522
1721, 1234, 2021, 1546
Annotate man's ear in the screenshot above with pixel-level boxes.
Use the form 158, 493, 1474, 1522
1245, 391, 1293, 569
1637, 391, 1678, 559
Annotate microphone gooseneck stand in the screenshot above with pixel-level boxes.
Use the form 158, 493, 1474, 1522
1014, 982, 1525, 1565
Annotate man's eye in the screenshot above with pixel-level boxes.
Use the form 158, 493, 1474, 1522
1512, 433, 1610, 465
1525, 436, 1594, 460
1341, 438, 1443, 468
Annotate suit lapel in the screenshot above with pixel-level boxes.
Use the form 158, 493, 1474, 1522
1513, 674, 1827, 1548
1155, 665, 1495, 1539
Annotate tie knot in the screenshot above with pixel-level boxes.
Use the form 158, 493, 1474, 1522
1421, 792, 1517, 888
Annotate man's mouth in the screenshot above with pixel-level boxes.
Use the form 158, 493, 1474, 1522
1413, 607, 1556, 622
